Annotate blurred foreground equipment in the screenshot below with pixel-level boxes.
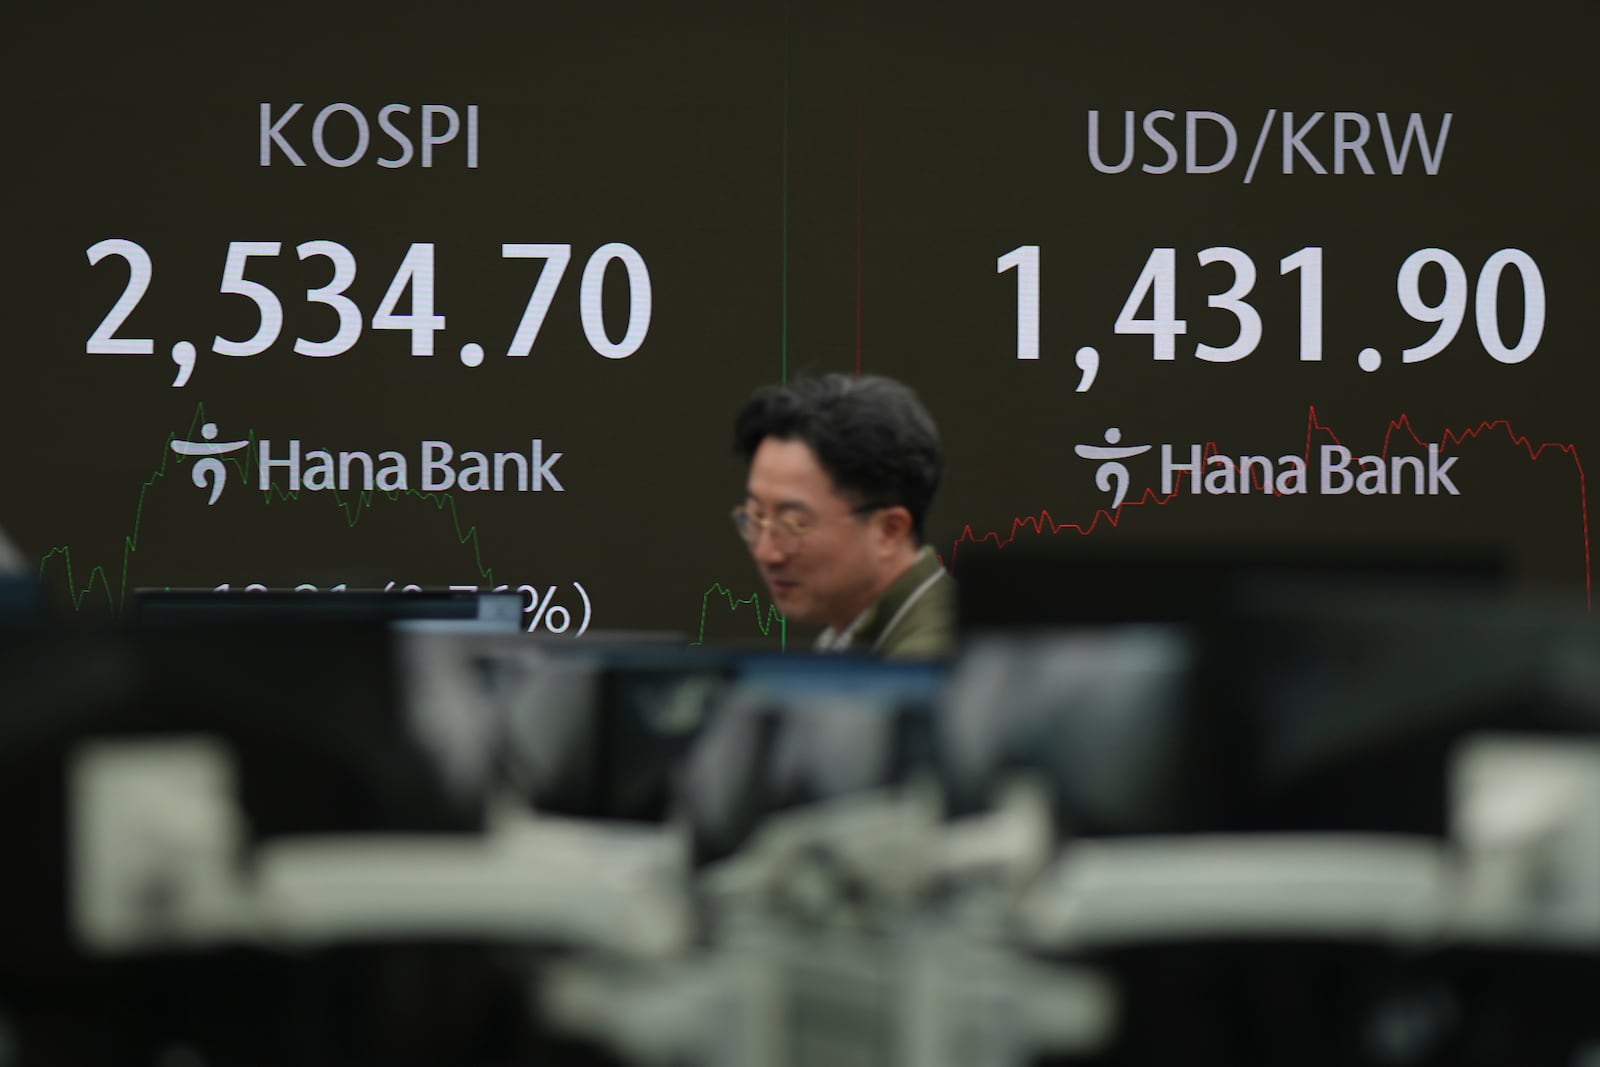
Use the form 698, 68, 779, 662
0, 589, 1596, 1066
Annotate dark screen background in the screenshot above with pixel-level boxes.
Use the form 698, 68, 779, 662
4, 2, 1593, 646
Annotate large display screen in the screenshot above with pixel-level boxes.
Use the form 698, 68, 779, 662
7, 3, 1592, 647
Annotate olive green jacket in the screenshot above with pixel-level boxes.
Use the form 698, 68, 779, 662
814, 547, 955, 659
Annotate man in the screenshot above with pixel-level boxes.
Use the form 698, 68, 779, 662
732, 374, 954, 658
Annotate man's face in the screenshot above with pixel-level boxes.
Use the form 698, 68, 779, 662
742, 437, 885, 631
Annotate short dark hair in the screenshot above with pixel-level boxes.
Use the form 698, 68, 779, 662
735, 374, 943, 540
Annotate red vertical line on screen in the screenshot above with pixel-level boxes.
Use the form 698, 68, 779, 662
854, 22, 864, 378
784, 0, 790, 646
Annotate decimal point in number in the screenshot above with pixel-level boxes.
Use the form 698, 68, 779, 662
459, 342, 485, 367
1358, 347, 1383, 373
170, 340, 197, 388
1074, 346, 1100, 393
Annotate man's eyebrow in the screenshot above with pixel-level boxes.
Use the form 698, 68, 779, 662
744, 493, 816, 514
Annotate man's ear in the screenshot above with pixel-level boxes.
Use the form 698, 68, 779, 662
875, 505, 914, 550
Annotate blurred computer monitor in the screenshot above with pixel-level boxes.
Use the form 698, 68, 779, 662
0, 620, 479, 983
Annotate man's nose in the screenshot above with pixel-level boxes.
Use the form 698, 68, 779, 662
750, 526, 788, 565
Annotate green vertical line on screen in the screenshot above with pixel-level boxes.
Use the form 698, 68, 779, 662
780, 0, 790, 385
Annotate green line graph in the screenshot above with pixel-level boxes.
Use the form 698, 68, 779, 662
675, 9, 794, 651
38, 401, 499, 615
38, 402, 789, 647
693, 582, 786, 650
687, 10, 793, 650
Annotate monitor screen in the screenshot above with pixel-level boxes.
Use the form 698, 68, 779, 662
6, 3, 1592, 650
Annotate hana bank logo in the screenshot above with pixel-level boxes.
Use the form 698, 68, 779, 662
1074, 424, 1463, 508
1073, 427, 1151, 510
171, 423, 250, 505
170, 420, 566, 505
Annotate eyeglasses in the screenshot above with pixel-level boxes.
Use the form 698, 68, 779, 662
730, 503, 882, 548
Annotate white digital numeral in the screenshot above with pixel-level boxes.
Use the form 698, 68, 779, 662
213, 241, 284, 357
294, 240, 361, 357
1114, 248, 1187, 360
579, 242, 652, 359
997, 245, 1040, 360
502, 244, 572, 357
1279, 246, 1323, 361
86, 239, 155, 354
1398, 249, 1468, 363
372, 243, 446, 355
1476, 249, 1545, 364
1193, 246, 1261, 363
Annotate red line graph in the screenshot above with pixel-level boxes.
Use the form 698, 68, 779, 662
948, 406, 1592, 610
